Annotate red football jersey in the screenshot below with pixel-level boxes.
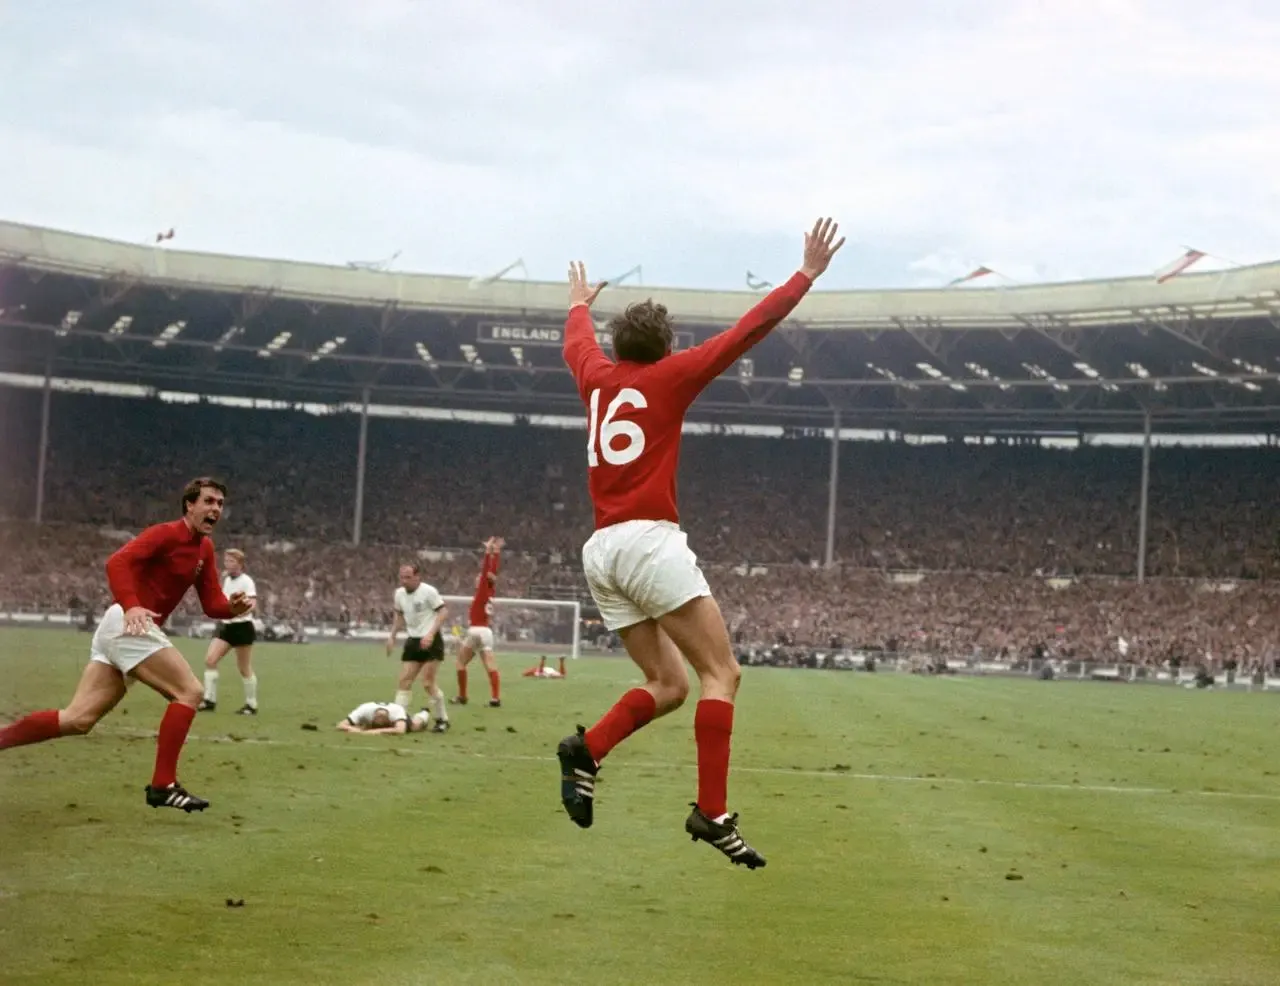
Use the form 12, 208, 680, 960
468, 551, 500, 627
105, 519, 236, 626
563, 272, 812, 530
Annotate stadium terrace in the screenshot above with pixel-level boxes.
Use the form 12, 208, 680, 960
3, 221, 1280, 436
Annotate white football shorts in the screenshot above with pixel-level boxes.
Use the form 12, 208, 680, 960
89, 603, 173, 675
582, 520, 712, 632
464, 626, 495, 652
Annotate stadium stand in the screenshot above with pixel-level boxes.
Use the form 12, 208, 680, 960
3, 222, 1280, 678
2, 390, 1280, 674
4, 390, 1280, 578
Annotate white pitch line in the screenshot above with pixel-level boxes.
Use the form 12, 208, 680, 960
99, 726, 1280, 804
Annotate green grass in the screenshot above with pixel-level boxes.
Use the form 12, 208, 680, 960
1, 627, 1278, 986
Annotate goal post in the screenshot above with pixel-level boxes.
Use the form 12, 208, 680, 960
440, 595, 582, 660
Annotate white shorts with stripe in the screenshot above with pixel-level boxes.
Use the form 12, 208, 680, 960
581, 520, 711, 632
89, 603, 173, 675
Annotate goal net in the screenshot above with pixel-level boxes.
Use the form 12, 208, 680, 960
440, 595, 582, 659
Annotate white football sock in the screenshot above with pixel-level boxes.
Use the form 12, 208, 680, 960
394, 689, 413, 709
432, 690, 447, 722
203, 670, 219, 703
241, 675, 258, 709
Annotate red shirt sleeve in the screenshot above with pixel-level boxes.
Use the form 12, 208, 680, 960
661, 272, 812, 403
563, 304, 613, 395
487, 550, 501, 582
196, 539, 235, 620
105, 523, 175, 611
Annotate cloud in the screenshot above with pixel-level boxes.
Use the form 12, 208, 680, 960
1, 0, 1278, 290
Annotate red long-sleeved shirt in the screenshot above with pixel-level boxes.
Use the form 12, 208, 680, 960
105, 519, 235, 626
564, 271, 812, 530
469, 550, 500, 627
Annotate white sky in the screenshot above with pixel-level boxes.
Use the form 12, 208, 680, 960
3, 0, 1278, 290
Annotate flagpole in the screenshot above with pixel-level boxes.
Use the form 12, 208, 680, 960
469, 259, 528, 289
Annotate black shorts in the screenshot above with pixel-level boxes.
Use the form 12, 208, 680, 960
402, 634, 444, 663
216, 621, 257, 648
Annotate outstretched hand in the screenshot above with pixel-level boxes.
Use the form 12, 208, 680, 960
568, 261, 607, 309
800, 218, 845, 281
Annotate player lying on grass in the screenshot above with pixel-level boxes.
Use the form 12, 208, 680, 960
556, 218, 844, 870
336, 702, 431, 735
0, 477, 254, 813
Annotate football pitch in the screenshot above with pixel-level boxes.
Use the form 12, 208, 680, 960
1, 628, 1277, 986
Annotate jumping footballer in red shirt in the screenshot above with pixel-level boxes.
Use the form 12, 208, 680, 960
556, 218, 845, 868
453, 536, 504, 707
0, 478, 254, 812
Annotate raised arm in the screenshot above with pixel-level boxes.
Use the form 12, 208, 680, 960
664, 218, 845, 401
562, 262, 611, 393
663, 273, 813, 399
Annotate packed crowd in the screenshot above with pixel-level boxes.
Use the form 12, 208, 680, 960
4, 390, 1280, 578
2, 522, 1277, 672
717, 569, 1280, 673
2, 388, 1279, 670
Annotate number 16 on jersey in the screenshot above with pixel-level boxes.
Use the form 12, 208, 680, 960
587, 388, 648, 467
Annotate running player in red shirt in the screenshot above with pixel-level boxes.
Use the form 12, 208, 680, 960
556, 218, 844, 868
453, 536, 504, 707
0, 478, 254, 812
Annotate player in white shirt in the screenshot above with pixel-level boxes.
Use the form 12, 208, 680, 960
198, 548, 260, 715
336, 702, 431, 735
386, 563, 451, 733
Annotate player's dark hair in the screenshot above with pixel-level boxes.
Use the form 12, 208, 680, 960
610, 300, 673, 364
182, 477, 227, 514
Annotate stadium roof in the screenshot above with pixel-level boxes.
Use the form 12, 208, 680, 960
3, 220, 1280, 433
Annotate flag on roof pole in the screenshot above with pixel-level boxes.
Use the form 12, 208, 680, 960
745, 270, 773, 291
947, 265, 992, 286
346, 250, 401, 272
1155, 248, 1206, 283
607, 265, 643, 286
468, 258, 527, 289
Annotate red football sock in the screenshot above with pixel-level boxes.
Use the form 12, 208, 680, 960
456, 667, 468, 701
584, 688, 656, 763
694, 699, 735, 819
0, 709, 62, 749
487, 668, 501, 701
151, 703, 196, 788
